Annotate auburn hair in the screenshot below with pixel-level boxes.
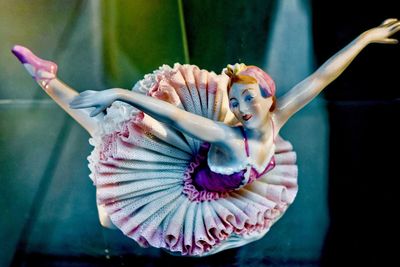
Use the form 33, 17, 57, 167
225, 64, 276, 111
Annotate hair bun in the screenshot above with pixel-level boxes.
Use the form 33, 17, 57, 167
224, 63, 247, 78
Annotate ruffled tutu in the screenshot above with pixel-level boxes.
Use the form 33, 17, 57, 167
88, 64, 298, 256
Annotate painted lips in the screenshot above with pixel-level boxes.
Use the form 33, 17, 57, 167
242, 114, 253, 121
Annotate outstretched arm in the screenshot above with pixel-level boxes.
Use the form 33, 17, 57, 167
274, 18, 400, 129
69, 88, 235, 144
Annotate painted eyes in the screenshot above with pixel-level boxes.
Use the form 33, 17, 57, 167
230, 101, 239, 108
230, 95, 254, 109
245, 95, 254, 102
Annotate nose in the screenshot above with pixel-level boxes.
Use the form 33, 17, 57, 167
239, 105, 250, 115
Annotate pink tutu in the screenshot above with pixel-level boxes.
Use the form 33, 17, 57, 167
87, 64, 298, 256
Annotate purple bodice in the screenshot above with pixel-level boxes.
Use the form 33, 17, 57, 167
193, 126, 276, 193
193, 143, 246, 192
194, 154, 275, 192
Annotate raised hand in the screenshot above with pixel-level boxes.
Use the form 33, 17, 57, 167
362, 18, 400, 44
70, 89, 123, 117
274, 18, 400, 129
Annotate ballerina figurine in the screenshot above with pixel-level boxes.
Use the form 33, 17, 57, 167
12, 19, 400, 256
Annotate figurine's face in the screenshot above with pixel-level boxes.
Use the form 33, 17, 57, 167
229, 82, 273, 129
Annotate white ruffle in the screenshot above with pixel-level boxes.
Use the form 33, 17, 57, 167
87, 63, 299, 256
132, 64, 174, 94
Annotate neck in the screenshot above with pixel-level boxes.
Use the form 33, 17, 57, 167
245, 112, 272, 139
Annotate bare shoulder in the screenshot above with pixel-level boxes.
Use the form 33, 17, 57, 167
214, 121, 239, 142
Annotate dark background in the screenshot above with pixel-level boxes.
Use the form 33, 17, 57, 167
312, 1, 400, 266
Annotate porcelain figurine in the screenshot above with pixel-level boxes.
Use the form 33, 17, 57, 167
12, 19, 400, 256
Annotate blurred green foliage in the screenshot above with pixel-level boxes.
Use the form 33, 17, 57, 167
101, 0, 276, 87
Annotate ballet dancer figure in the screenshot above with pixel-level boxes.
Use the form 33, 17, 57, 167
12, 19, 400, 256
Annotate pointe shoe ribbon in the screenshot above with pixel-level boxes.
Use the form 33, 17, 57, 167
12, 45, 58, 89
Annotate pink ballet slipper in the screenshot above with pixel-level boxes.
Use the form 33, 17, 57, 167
12, 45, 58, 89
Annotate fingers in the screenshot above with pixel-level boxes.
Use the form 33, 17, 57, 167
80, 90, 97, 96
69, 90, 100, 109
90, 106, 105, 117
69, 96, 85, 108
69, 95, 95, 109
374, 38, 398, 44
69, 90, 109, 117
70, 96, 106, 116
69, 96, 81, 107
389, 21, 400, 32
382, 18, 398, 25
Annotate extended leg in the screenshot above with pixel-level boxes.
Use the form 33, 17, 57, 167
43, 78, 102, 136
12, 45, 116, 229
12, 45, 102, 137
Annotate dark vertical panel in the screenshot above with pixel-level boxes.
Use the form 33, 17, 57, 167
312, 1, 400, 265
324, 101, 400, 266
183, 0, 277, 71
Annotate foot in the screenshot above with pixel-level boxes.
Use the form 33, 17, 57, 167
97, 204, 117, 230
12, 45, 58, 89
